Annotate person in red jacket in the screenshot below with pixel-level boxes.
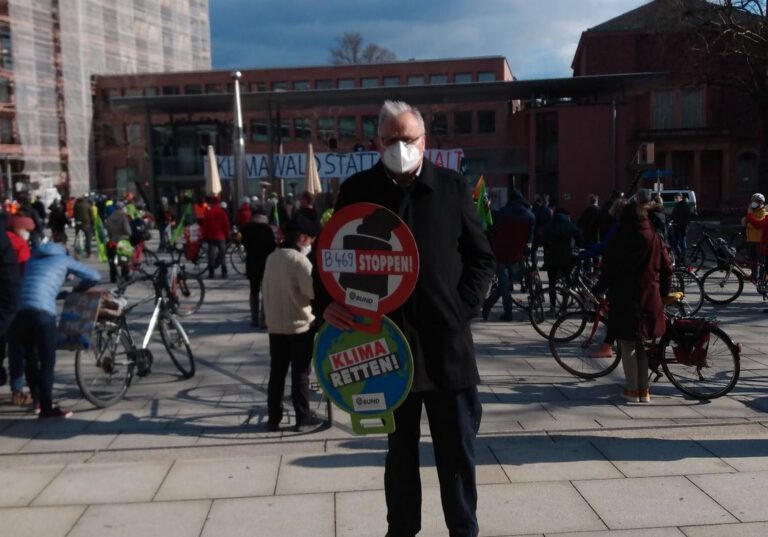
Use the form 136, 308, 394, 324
202, 196, 231, 278
236, 196, 252, 229
7, 215, 33, 272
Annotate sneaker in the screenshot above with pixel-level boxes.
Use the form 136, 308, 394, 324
638, 389, 651, 403
621, 389, 639, 403
295, 413, 325, 432
590, 343, 614, 358
38, 406, 73, 419
481, 304, 491, 321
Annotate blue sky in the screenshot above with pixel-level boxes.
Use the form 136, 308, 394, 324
210, 0, 648, 80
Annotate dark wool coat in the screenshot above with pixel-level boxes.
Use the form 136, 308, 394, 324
600, 217, 672, 341
312, 160, 495, 392
240, 221, 276, 282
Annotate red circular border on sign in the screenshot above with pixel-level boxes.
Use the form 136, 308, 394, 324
316, 202, 419, 317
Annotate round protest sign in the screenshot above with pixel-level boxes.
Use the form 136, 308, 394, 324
316, 203, 419, 321
313, 314, 413, 434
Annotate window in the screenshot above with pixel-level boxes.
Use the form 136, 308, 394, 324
339, 116, 356, 139
205, 84, 222, 93
681, 87, 704, 128
317, 117, 334, 141
430, 113, 447, 136
115, 167, 138, 196
454, 111, 472, 134
102, 124, 117, 146
248, 82, 266, 92
0, 118, 12, 143
272, 81, 288, 91
144, 87, 158, 97
477, 72, 496, 82
294, 118, 311, 141
162, 85, 179, 96
125, 123, 142, 146
226, 82, 235, 93
250, 120, 267, 142
0, 77, 11, 103
362, 115, 378, 139
103, 88, 121, 104
429, 74, 448, 85
654, 90, 675, 129
184, 84, 202, 94
737, 151, 759, 192
383, 76, 400, 87
454, 73, 472, 83
315, 79, 333, 90
123, 88, 142, 97
361, 77, 378, 88
338, 79, 355, 89
277, 119, 290, 140
292, 80, 310, 90
407, 75, 425, 86
478, 110, 496, 134
0, 24, 12, 69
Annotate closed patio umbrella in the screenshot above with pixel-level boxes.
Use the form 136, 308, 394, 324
205, 145, 222, 196
303, 143, 322, 195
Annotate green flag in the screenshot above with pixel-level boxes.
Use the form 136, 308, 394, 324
473, 176, 493, 232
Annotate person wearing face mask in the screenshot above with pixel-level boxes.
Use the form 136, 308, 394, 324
261, 213, 323, 432
314, 100, 495, 537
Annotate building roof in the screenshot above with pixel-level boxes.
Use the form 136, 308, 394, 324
587, 0, 756, 33
111, 72, 666, 114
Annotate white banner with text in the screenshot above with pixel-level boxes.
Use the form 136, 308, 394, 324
208, 149, 464, 180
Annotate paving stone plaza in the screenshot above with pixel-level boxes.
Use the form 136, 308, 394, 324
1, 247, 768, 537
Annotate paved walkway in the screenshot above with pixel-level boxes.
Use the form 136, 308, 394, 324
1, 252, 768, 536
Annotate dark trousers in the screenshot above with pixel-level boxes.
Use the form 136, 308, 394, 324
385, 387, 482, 537
248, 269, 265, 326
8, 310, 58, 411
207, 239, 227, 276
267, 331, 314, 426
106, 243, 129, 283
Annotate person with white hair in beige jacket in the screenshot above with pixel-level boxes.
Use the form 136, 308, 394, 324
262, 213, 324, 432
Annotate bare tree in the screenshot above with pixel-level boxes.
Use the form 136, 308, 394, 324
329, 32, 396, 65
681, 0, 768, 185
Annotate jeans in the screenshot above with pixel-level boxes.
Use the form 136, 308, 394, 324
385, 387, 482, 537
8, 309, 58, 410
75, 224, 92, 256
672, 227, 688, 264
267, 331, 314, 426
207, 239, 227, 276
484, 262, 520, 317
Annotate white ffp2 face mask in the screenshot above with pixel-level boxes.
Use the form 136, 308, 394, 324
381, 141, 422, 174
18, 229, 30, 241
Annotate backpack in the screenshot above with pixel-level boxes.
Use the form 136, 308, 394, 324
672, 318, 712, 367
129, 217, 150, 246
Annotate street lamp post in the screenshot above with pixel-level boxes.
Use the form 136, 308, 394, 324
232, 70, 247, 204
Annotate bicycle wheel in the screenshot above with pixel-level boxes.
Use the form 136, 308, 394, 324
159, 314, 195, 378
140, 247, 159, 271
75, 322, 135, 407
668, 269, 704, 317
549, 311, 621, 378
529, 286, 584, 339
687, 245, 706, 272
229, 243, 246, 275
701, 266, 744, 304
171, 271, 205, 316
661, 326, 740, 399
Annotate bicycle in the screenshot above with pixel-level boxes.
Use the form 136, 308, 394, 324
228, 227, 246, 275
686, 224, 746, 273
74, 260, 196, 408
549, 297, 740, 399
700, 241, 768, 304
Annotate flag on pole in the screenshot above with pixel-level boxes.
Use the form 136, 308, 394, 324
472, 176, 493, 231
93, 211, 108, 262
171, 204, 192, 245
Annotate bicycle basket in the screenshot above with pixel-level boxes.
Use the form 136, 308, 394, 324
672, 318, 713, 367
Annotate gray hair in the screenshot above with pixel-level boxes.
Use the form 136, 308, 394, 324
635, 188, 651, 204
377, 100, 425, 136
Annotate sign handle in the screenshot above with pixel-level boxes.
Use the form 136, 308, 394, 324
350, 412, 396, 434
352, 314, 382, 334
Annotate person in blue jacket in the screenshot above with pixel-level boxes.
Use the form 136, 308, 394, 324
8, 237, 100, 418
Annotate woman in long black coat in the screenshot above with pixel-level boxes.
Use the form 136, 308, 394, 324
241, 212, 276, 328
598, 190, 672, 403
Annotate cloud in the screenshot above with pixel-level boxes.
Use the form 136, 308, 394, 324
210, 0, 648, 79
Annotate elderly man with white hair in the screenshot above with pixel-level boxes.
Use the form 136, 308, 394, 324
314, 100, 495, 537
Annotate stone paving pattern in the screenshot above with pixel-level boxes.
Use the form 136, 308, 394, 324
1, 248, 767, 536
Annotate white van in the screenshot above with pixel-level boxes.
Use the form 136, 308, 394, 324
631, 189, 697, 215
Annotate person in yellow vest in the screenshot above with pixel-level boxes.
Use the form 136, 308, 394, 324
743, 193, 766, 275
